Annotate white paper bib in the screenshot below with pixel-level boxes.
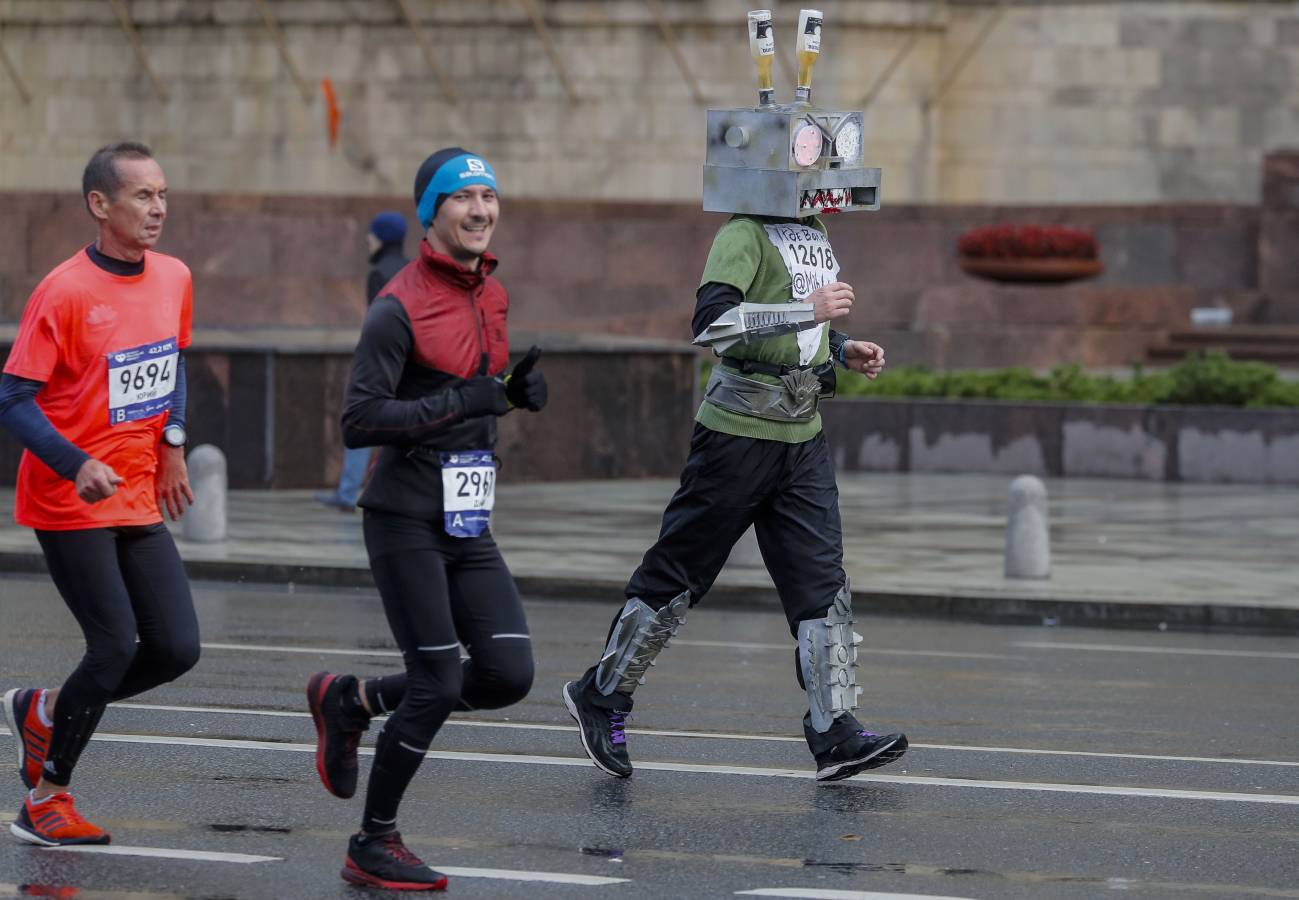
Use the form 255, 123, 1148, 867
763, 223, 841, 365
106, 336, 179, 426
440, 450, 496, 538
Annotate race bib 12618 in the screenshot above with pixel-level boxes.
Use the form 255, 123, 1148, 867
440, 450, 497, 538
107, 336, 178, 425
764, 223, 841, 366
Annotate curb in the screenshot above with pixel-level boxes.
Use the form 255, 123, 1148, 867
3, 550, 1296, 636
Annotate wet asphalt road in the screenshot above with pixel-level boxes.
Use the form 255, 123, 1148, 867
0, 574, 1297, 900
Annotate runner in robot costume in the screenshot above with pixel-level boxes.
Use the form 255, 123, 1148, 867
563, 9, 907, 783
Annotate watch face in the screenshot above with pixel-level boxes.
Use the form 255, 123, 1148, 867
164, 425, 186, 447
834, 119, 862, 164
792, 123, 822, 167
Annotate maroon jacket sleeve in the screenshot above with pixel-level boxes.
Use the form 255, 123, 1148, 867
341, 295, 471, 448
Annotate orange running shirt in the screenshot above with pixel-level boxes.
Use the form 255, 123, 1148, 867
4, 248, 193, 530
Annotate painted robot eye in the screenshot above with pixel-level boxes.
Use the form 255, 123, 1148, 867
834, 120, 862, 164
792, 123, 822, 167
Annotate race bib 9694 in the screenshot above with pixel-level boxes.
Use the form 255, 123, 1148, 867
106, 337, 178, 425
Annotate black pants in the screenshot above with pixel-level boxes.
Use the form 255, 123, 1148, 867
628, 423, 845, 632
360, 510, 533, 832
590, 424, 857, 754
36, 524, 200, 786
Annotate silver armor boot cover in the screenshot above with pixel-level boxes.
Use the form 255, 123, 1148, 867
798, 582, 863, 733
593, 592, 689, 697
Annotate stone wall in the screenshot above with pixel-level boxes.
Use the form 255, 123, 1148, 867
0, 332, 700, 488
0, 188, 1277, 371
0, 1, 1296, 204
822, 397, 1299, 485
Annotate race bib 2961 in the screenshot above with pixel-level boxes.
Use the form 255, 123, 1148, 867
440, 450, 497, 538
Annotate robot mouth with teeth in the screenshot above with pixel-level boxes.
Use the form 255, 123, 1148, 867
801, 188, 851, 212
702, 9, 880, 220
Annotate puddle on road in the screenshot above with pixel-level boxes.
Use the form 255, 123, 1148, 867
0, 884, 237, 900
209, 774, 296, 786
206, 823, 293, 835
579, 846, 625, 861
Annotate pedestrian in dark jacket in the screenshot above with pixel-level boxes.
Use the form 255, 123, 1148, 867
365, 212, 408, 305
316, 212, 409, 511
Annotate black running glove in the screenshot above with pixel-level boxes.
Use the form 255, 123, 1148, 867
505, 345, 548, 412
457, 375, 509, 419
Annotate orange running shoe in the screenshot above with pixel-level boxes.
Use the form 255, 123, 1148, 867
11, 792, 110, 846
2, 689, 51, 790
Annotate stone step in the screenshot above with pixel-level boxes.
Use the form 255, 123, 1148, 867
1148, 344, 1299, 363
1163, 326, 1299, 345
1147, 326, 1299, 363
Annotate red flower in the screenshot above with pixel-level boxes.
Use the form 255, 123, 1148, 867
957, 224, 1098, 260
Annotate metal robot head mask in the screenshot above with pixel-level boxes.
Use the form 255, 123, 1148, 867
702, 9, 881, 219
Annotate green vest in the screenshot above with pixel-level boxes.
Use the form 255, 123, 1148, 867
695, 215, 831, 443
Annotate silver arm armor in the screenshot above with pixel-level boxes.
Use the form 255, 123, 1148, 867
692, 302, 818, 353
797, 581, 863, 734
594, 593, 689, 696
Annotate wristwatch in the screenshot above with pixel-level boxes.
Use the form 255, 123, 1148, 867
162, 424, 187, 448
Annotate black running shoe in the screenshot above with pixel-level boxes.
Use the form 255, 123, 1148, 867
307, 672, 368, 799
562, 680, 632, 778
341, 832, 447, 891
814, 729, 909, 782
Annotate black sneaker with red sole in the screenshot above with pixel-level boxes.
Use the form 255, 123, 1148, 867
307, 672, 368, 799
341, 832, 447, 891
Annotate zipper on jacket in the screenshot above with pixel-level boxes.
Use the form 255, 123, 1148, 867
468, 286, 488, 375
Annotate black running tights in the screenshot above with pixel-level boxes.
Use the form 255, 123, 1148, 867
35, 524, 200, 786
360, 511, 533, 834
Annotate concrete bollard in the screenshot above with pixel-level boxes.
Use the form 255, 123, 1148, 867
182, 444, 227, 543
1004, 474, 1050, 579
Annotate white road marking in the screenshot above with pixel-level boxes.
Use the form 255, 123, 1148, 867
198, 640, 1007, 662
912, 742, 1299, 768
200, 641, 400, 657
106, 704, 1299, 768
1014, 641, 1299, 660
439, 866, 627, 885
737, 890, 973, 900
3, 728, 1294, 807
119, 702, 314, 719
43, 845, 280, 863
675, 639, 1010, 661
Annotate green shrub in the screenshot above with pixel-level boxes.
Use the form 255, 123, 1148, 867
701, 351, 1299, 407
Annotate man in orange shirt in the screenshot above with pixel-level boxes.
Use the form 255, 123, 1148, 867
0, 142, 199, 846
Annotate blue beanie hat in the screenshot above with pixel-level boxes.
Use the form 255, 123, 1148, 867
369, 211, 406, 246
413, 147, 498, 230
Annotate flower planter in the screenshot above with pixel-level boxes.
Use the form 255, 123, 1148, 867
958, 256, 1104, 284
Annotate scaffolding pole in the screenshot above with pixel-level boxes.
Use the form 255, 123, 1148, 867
644, 0, 704, 105
0, 14, 31, 105
518, 0, 578, 103
108, 0, 169, 100
922, 0, 1008, 110
252, 0, 314, 104
393, 0, 459, 105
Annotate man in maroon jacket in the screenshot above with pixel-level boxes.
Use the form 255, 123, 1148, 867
304, 148, 548, 891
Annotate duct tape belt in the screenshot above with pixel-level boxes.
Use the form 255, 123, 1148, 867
703, 363, 829, 423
